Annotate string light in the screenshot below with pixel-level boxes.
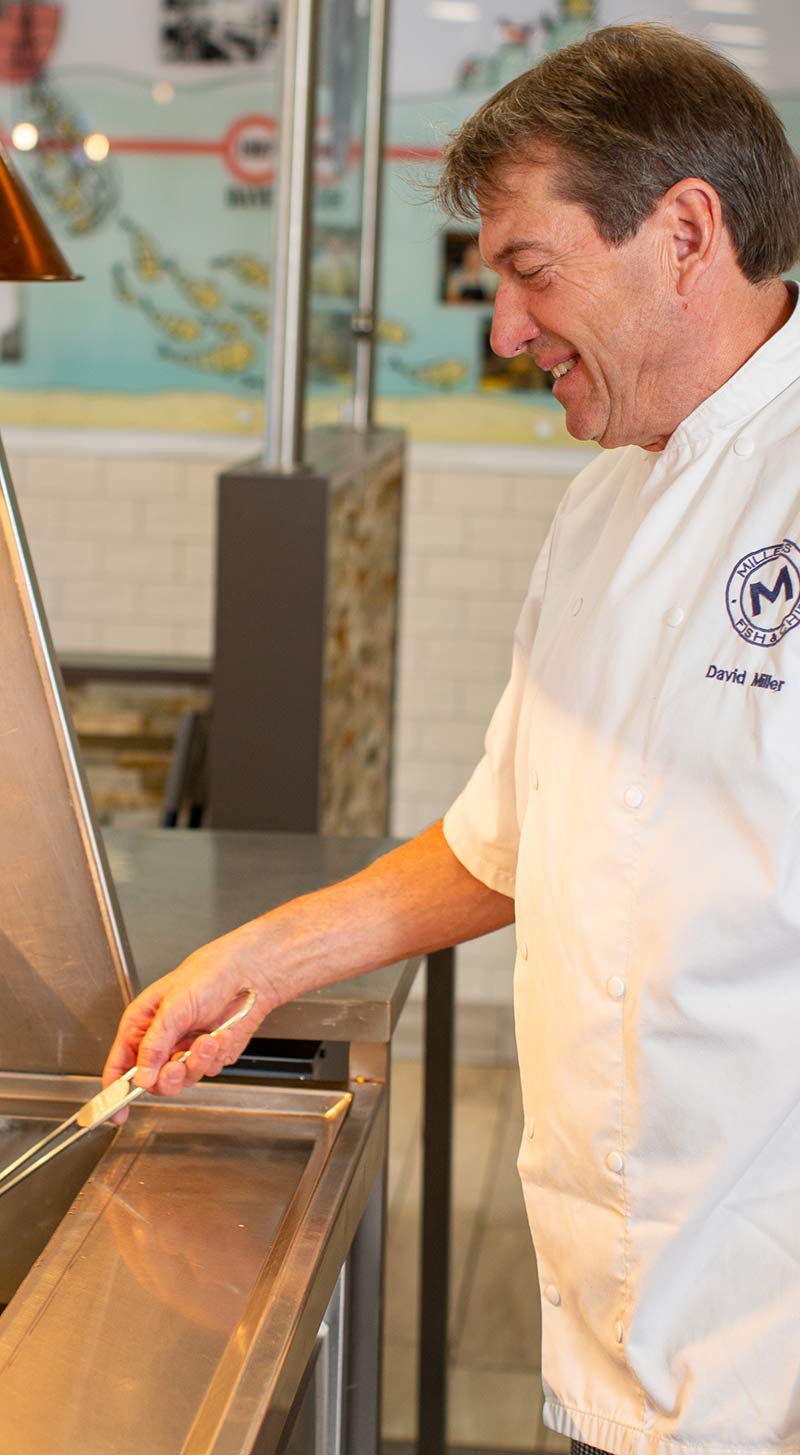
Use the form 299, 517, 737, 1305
83, 132, 110, 162
11, 122, 38, 152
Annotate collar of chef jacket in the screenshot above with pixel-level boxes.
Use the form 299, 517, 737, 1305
665, 280, 800, 445
443, 279, 800, 1455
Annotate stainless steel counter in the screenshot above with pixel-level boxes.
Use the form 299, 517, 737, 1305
106, 827, 420, 1045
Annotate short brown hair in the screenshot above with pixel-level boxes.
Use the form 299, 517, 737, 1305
436, 23, 800, 283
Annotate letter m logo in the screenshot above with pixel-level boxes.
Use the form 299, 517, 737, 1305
750, 565, 794, 618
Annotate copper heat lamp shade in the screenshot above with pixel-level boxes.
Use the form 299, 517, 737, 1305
0, 139, 80, 281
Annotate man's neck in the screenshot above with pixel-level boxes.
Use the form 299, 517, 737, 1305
642, 277, 793, 452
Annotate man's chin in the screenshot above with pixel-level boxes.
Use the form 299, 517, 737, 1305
562, 406, 607, 447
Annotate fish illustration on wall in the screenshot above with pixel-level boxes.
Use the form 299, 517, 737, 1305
119, 218, 165, 284
112, 222, 266, 385
376, 319, 411, 345
26, 80, 118, 234
389, 356, 468, 390
232, 302, 269, 335
163, 259, 225, 313
140, 299, 207, 345
211, 254, 271, 289
113, 263, 208, 343
158, 337, 255, 375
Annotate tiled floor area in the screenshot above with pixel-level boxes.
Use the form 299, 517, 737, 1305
382, 1003, 571, 1455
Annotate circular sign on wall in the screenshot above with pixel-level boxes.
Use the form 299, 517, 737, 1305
222, 114, 276, 186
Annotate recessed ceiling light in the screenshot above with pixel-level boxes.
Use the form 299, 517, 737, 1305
428, 1, 480, 20
688, 0, 755, 13
704, 22, 767, 45
718, 44, 770, 70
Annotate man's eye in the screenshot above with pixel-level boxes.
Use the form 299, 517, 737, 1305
517, 267, 546, 282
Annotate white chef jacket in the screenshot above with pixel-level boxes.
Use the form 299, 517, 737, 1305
443, 283, 800, 1455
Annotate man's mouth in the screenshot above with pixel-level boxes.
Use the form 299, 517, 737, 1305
550, 356, 578, 380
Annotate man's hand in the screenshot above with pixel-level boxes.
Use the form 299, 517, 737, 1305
102, 922, 271, 1109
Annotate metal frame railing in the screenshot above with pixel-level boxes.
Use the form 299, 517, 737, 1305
265, 0, 391, 470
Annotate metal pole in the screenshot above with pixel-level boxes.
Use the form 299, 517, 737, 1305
265, 0, 321, 471
418, 946, 455, 1453
351, 0, 391, 432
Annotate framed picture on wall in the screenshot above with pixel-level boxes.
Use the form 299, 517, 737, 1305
440, 232, 498, 306
160, 0, 280, 63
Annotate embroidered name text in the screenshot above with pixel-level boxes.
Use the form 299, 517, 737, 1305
705, 664, 786, 692
706, 664, 745, 684
751, 671, 785, 692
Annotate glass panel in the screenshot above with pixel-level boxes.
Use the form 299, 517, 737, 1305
0, 0, 375, 443
0, 1, 795, 446
306, 0, 370, 429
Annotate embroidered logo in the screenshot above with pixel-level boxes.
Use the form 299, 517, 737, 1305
726, 539, 800, 646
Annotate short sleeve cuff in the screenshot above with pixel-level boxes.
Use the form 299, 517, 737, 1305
443, 793, 517, 900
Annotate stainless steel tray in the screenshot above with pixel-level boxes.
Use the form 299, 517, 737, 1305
0, 1074, 385, 1455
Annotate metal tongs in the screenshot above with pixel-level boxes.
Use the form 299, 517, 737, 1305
0, 987, 257, 1200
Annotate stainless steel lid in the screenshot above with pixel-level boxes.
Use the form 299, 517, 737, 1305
0, 445, 134, 1075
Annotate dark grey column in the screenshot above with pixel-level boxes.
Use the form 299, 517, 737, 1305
209, 426, 404, 834
210, 460, 328, 832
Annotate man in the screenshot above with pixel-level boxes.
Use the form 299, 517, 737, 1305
104, 24, 800, 1455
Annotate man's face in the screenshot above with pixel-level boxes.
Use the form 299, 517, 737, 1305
481, 157, 680, 450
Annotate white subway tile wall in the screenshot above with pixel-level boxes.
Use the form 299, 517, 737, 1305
4, 439, 570, 1005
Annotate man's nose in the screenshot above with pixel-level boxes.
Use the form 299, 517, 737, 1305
489, 286, 541, 359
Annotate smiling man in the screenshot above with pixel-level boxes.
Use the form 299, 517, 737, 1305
105, 24, 800, 1455
452, 41, 797, 455
478, 158, 791, 449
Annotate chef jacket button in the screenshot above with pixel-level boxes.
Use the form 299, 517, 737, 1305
624, 785, 645, 809
665, 606, 684, 628
544, 1284, 561, 1307
615, 1321, 624, 1345
734, 436, 754, 457
606, 1151, 625, 1174
519, 940, 529, 961
571, 596, 583, 616
526, 1117, 535, 1139
607, 976, 626, 1000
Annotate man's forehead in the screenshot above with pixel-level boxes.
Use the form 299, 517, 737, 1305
478, 164, 601, 267
477, 158, 564, 265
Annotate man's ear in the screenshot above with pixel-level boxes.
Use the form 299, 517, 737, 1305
657, 178, 723, 296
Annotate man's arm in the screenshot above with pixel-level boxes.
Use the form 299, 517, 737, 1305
103, 819, 515, 1099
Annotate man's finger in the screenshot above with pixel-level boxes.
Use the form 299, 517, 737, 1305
133, 995, 199, 1091
167, 1033, 218, 1089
